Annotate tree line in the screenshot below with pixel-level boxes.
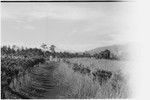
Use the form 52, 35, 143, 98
1, 45, 119, 60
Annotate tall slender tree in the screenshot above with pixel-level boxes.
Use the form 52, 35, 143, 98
50, 45, 56, 58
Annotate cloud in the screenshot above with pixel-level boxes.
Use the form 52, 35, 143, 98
2, 4, 104, 21
1, 3, 133, 51
28, 5, 103, 21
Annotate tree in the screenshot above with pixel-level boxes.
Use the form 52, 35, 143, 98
50, 45, 56, 58
101, 49, 111, 59
12, 45, 19, 51
41, 43, 48, 50
50, 45, 56, 53
1, 46, 8, 55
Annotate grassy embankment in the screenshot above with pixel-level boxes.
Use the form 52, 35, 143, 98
1, 57, 130, 99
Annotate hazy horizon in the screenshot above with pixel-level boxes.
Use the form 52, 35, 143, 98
1, 2, 133, 52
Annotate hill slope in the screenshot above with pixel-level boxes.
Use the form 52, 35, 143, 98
85, 44, 130, 59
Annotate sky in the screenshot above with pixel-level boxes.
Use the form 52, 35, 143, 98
1, 2, 134, 52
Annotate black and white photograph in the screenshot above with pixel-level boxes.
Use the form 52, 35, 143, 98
1, 0, 138, 99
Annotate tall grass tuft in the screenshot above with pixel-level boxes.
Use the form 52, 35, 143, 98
52, 62, 100, 98
95, 72, 129, 98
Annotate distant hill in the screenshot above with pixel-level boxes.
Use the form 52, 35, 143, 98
84, 44, 130, 59
54, 43, 130, 59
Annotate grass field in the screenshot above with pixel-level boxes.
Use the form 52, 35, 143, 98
67, 58, 130, 98
1, 57, 130, 99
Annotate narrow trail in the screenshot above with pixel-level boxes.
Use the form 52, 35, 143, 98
18, 61, 63, 99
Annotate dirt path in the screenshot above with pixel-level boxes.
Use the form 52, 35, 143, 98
18, 61, 63, 99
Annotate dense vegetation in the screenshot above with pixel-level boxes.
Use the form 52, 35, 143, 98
1, 45, 129, 99
1, 45, 119, 60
